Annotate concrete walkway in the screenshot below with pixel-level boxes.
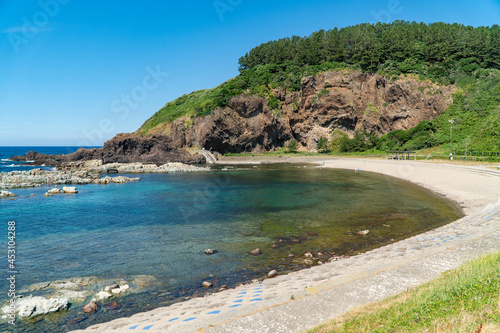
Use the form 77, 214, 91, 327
71, 160, 500, 333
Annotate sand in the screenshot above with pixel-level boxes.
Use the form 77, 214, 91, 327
68, 158, 500, 333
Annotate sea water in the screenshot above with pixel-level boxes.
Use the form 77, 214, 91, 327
0, 148, 463, 332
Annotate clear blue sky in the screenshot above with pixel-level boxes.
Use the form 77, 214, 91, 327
1, 0, 499, 146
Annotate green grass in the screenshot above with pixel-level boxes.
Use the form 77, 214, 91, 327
308, 251, 500, 333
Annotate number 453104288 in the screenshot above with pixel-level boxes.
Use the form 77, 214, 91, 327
8, 221, 15, 270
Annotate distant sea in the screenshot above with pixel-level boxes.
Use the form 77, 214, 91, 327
0, 146, 463, 332
0, 146, 100, 172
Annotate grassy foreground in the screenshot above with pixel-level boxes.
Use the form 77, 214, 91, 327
308, 251, 500, 333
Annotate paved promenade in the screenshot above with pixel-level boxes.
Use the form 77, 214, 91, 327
71, 159, 500, 333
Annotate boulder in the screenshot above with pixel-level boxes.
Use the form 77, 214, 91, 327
0, 190, 16, 197
267, 270, 278, 278
357, 230, 370, 235
48, 188, 60, 194
104, 284, 119, 291
82, 301, 98, 314
96, 291, 112, 301
11, 296, 69, 318
204, 249, 217, 255
249, 248, 262, 256
62, 187, 78, 194
202, 281, 213, 289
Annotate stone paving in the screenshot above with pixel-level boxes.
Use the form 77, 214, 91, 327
70, 161, 500, 333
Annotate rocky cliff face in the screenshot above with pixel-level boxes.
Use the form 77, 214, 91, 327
170, 95, 293, 153
163, 70, 455, 152
11, 71, 456, 165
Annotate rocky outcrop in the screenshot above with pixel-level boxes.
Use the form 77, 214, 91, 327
0, 169, 140, 190
288, 71, 455, 148
1, 296, 69, 318
11, 133, 205, 166
170, 95, 293, 153
74, 161, 210, 174
158, 71, 455, 152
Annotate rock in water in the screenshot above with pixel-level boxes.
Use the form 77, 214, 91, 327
0, 190, 16, 197
96, 291, 112, 301
11, 296, 69, 318
267, 270, 278, 278
62, 186, 78, 194
105, 283, 120, 291
82, 301, 99, 314
204, 249, 217, 255
104, 302, 121, 310
357, 230, 370, 235
202, 281, 213, 289
249, 248, 262, 256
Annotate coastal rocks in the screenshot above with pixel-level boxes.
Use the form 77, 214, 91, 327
95, 291, 112, 301
93, 176, 141, 184
357, 230, 370, 236
2, 296, 69, 318
86, 162, 210, 174
204, 249, 217, 255
11, 133, 206, 166
249, 248, 262, 256
0, 190, 16, 197
0, 169, 141, 190
62, 186, 78, 194
267, 270, 278, 278
82, 301, 99, 314
111, 284, 129, 294
104, 284, 119, 292
202, 281, 213, 289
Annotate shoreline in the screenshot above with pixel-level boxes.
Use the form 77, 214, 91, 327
67, 158, 500, 333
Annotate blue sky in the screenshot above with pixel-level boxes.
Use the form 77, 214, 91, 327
1, 0, 499, 146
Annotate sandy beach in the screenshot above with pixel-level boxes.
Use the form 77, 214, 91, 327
69, 158, 500, 333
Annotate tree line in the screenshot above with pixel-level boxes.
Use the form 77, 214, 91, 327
238, 21, 500, 84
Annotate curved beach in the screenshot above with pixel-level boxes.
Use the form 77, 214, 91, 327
70, 159, 500, 333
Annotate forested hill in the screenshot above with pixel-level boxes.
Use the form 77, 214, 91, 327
138, 21, 500, 155
238, 21, 500, 83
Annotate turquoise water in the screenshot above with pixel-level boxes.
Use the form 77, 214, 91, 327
0, 148, 463, 332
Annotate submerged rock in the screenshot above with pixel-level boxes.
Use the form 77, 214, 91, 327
82, 301, 98, 314
204, 249, 217, 255
104, 302, 121, 310
249, 248, 262, 256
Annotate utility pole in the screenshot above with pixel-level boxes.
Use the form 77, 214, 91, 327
449, 119, 454, 160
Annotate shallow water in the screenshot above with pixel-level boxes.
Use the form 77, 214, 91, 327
0, 163, 463, 332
